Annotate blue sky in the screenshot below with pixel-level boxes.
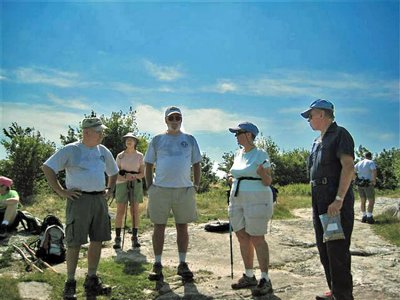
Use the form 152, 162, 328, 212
1, 1, 399, 170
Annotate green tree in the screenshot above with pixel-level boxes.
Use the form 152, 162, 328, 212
374, 148, 400, 190
198, 153, 218, 193
0, 123, 56, 203
217, 151, 234, 176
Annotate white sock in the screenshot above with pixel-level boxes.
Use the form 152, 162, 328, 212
362, 212, 367, 217
179, 252, 186, 263
261, 271, 269, 281
155, 255, 162, 263
1, 220, 9, 226
367, 212, 373, 217
245, 269, 254, 278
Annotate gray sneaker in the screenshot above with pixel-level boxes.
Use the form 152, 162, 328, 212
148, 262, 163, 281
251, 278, 273, 296
231, 274, 257, 289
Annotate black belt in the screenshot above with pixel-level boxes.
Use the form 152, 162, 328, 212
310, 177, 332, 187
81, 191, 104, 195
234, 177, 262, 196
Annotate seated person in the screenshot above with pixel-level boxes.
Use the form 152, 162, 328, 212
0, 176, 20, 239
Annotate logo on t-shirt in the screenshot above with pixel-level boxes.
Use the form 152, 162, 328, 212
181, 141, 188, 148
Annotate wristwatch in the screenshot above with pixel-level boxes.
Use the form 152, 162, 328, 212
335, 195, 343, 202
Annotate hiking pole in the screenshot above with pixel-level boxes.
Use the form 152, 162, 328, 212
22, 242, 58, 273
13, 244, 43, 273
227, 189, 234, 279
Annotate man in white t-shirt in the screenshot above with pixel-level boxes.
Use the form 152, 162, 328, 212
145, 106, 202, 283
42, 117, 118, 299
354, 152, 377, 224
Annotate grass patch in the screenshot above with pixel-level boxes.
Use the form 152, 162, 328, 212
372, 214, 400, 246
0, 275, 20, 300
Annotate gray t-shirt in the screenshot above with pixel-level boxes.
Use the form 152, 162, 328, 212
355, 159, 376, 180
144, 132, 202, 188
44, 141, 119, 191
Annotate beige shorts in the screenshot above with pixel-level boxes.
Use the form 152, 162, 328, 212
65, 194, 111, 247
228, 190, 274, 236
147, 185, 198, 224
115, 180, 144, 204
358, 185, 375, 200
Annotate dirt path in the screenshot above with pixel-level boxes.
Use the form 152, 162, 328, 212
4, 197, 400, 299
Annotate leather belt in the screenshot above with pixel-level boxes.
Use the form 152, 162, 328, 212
310, 177, 328, 187
234, 177, 262, 196
81, 191, 104, 195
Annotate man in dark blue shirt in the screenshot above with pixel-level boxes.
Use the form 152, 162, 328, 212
301, 99, 355, 300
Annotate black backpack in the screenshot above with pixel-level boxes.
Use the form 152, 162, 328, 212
30, 215, 66, 265
17, 210, 42, 234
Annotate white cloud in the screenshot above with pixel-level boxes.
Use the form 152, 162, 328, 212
216, 80, 238, 93
143, 60, 184, 82
47, 93, 90, 110
15, 67, 80, 88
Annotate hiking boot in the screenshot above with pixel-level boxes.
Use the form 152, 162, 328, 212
361, 215, 367, 223
251, 278, 273, 296
177, 262, 194, 279
316, 291, 333, 300
131, 236, 141, 248
367, 216, 375, 224
148, 262, 163, 281
84, 275, 112, 297
63, 280, 77, 300
0, 224, 7, 239
113, 236, 121, 249
231, 274, 257, 289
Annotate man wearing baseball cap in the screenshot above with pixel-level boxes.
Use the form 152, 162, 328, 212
42, 116, 118, 299
301, 99, 355, 300
145, 106, 202, 283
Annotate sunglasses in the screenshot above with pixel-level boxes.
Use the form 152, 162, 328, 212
235, 131, 247, 137
167, 115, 182, 122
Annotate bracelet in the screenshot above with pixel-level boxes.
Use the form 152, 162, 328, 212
335, 195, 343, 202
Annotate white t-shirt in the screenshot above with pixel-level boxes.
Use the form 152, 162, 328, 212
44, 141, 119, 191
144, 132, 202, 188
355, 159, 376, 180
230, 147, 271, 192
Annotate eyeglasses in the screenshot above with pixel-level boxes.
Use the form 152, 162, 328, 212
167, 115, 182, 122
235, 131, 247, 137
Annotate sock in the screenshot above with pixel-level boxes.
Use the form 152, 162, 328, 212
132, 228, 138, 237
245, 269, 254, 278
155, 255, 162, 263
179, 252, 186, 263
367, 212, 373, 217
115, 228, 121, 237
88, 267, 97, 277
2, 220, 9, 226
362, 212, 367, 217
261, 271, 269, 281
67, 273, 75, 281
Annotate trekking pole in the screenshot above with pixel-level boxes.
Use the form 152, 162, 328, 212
22, 242, 58, 273
226, 189, 234, 279
13, 244, 43, 273
122, 180, 134, 250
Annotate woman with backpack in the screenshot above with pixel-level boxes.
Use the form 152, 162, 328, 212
0, 176, 20, 239
113, 133, 145, 249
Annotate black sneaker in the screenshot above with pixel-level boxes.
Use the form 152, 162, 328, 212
131, 236, 141, 248
113, 236, 121, 249
361, 215, 367, 223
63, 280, 77, 300
251, 278, 273, 296
0, 224, 7, 239
148, 262, 163, 281
84, 275, 111, 297
231, 274, 257, 289
367, 216, 375, 224
177, 262, 193, 279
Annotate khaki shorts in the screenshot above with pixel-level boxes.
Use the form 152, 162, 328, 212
228, 190, 274, 236
65, 194, 111, 247
358, 185, 375, 200
115, 180, 144, 204
147, 185, 197, 224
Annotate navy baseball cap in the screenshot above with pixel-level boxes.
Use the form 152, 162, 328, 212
301, 99, 334, 118
229, 122, 259, 137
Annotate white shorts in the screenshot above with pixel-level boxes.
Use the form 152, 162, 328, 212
228, 190, 274, 236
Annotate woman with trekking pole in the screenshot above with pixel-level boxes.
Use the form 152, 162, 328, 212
113, 133, 145, 250
227, 122, 274, 297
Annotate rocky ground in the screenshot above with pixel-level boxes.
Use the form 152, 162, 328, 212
1, 197, 399, 300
